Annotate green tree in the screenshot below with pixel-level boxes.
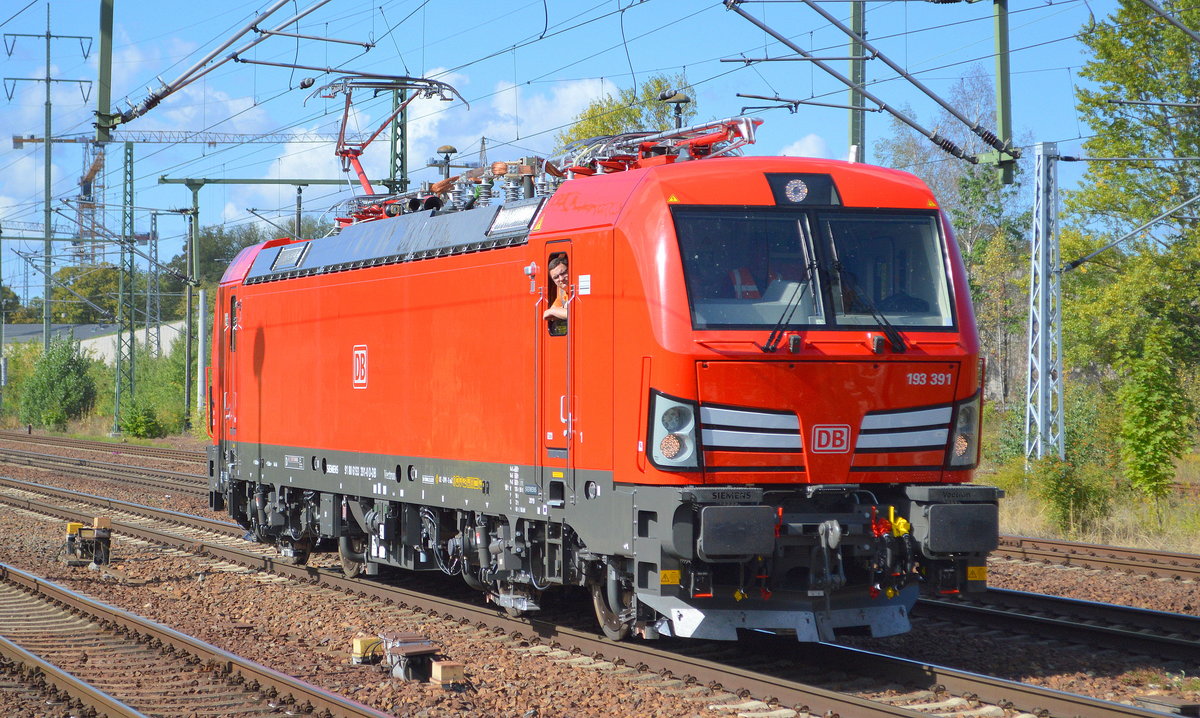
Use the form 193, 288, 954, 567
554, 74, 696, 150
0, 284, 20, 317
49, 264, 120, 324
0, 341, 41, 419
129, 336, 191, 434
1030, 456, 1111, 536
1068, 0, 1200, 235
18, 337, 97, 430
9, 298, 42, 324
1061, 0, 1200, 496
1063, 0, 1200, 367
1117, 325, 1195, 500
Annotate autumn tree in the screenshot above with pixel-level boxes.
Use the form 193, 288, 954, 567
874, 65, 1030, 402
554, 74, 696, 151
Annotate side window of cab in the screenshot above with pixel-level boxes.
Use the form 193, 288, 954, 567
544, 252, 569, 336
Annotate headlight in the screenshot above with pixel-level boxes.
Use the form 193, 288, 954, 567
661, 405, 693, 433
947, 393, 981, 468
660, 433, 686, 459
649, 391, 699, 469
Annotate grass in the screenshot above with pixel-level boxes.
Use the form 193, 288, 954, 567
1176, 451, 1200, 485
981, 452, 1200, 555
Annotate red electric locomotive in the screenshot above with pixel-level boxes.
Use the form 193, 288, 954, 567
208, 115, 1001, 641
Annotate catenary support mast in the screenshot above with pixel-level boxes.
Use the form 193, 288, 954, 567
1025, 142, 1064, 463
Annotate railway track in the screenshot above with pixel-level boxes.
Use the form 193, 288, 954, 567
920, 589, 1200, 663
0, 446, 206, 499
0, 430, 205, 464
996, 535, 1200, 581
0, 561, 391, 717
0, 476, 1181, 718
1, 440, 1198, 715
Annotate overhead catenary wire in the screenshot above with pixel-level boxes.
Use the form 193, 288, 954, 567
796, 0, 1017, 157
57, 1, 640, 192
139, 10, 1075, 220
117, 0, 336, 126
0, 2, 1080, 230
724, 0, 977, 162
2, 0, 1102, 235
1061, 193, 1200, 272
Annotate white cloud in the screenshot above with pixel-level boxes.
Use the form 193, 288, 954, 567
779, 134, 830, 159
221, 201, 243, 224
479, 77, 608, 152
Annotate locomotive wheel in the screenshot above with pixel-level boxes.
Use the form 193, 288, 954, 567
591, 580, 633, 641
340, 536, 367, 578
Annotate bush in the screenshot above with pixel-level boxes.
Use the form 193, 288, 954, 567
986, 455, 1030, 495
1030, 457, 1111, 535
120, 402, 166, 438
130, 338, 191, 435
18, 337, 97, 430
989, 402, 1027, 466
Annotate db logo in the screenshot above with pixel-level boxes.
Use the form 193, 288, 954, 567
811, 425, 851, 453
352, 345, 368, 389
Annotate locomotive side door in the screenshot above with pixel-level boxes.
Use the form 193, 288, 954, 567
539, 242, 574, 506
221, 293, 240, 476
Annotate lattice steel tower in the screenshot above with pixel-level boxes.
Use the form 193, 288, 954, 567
1025, 142, 1064, 462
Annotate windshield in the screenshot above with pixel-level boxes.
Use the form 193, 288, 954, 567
673, 209, 824, 330
673, 208, 954, 330
822, 213, 953, 327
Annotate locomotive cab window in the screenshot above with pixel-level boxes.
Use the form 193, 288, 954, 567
673, 209, 825, 330
544, 251, 570, 336
821, 213, 953, 328
673, 207, 954, 331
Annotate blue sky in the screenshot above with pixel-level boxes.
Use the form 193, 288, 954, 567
0, 0, 1108, 301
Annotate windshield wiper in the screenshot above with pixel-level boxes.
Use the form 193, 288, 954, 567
833, 261, 907, 353
758, 265, 816, 353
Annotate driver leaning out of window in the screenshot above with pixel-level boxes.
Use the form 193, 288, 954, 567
543, 255, 570, 321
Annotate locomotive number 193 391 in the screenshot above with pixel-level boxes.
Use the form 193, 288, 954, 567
906, 372, 953, 386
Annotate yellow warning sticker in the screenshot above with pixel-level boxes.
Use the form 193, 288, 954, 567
667, 194, 679, 203
660, 570, 681, 585
966, 566, 988, 582
551, 471, 563, 478
533, 218, 543, 230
